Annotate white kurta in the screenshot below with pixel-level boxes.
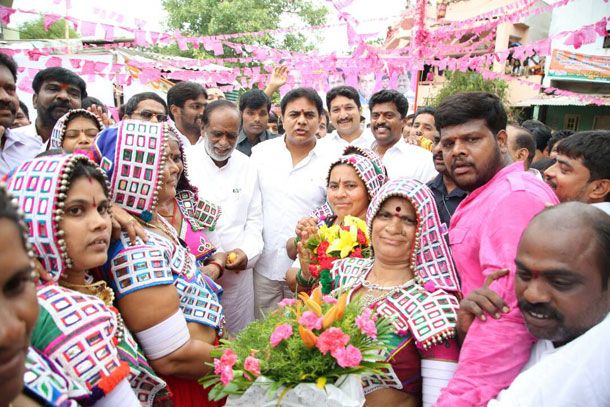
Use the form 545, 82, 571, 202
380, 137, 438, 183
250, 136, 332, 282
489, 312, 610, 406
186, 146, 263, 333
316, 128, 375, 159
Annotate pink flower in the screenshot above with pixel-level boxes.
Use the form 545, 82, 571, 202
316, 327, 350, 355
322, 295, 337, 304
220, 349, 237, 367
214, 359, 234, 385
299, 311, 323, 330
331, 345, 362, 368
270, 324, 293, 347
219, 364, 234, 385
355, 310, 377, 339
278, 298, 297, 307
244, 355, 261, 377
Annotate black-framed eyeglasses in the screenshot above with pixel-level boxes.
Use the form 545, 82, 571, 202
132, 110, 168, 122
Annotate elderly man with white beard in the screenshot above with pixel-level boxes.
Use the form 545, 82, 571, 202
187, 100, 263, 334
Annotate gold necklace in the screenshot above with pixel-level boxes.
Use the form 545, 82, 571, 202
61, 279, 115, 307
138, 215, 180, 244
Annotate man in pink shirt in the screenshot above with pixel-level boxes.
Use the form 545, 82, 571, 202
433, 92, 559, 406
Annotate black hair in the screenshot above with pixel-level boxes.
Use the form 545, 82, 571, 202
368, 90, 409, 118
0, 52, 18, 81
123, 92, 168, 116
529, 157, 555, 173
557, 131, 610, 198
167, 81, 207, 120
268, 111, 278, 124
326, 85, 361, 111
322, 109, 330, 126
81, 96, 107, 113
435, 92, 506, 136
68, 158, 110, 198
0, 185, 28, 250
406, 113, 415, 123
32, 67, 87, 99
280, 87, 324, 116
18, 100, 29, 119
413, 107, 436, 122
238, 89, 271, 113
508, 124, 536, 167
118, 104, 126, 120
202, 99, 240, 127
521, 119, 551, 152
547, 129, 574, 153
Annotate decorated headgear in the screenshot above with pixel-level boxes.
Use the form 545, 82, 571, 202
6, 154, 109, 282
0, 183, 36, 270
313, 146, 387, 221
50, 109, 105, 150
95, 120, 168, 222
162, 124, 221, 231
366, 178, 460, 293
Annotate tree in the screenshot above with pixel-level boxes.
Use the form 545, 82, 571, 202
19, 16, 79, 40
430, 71, 508, 107
161, 0, 327, 55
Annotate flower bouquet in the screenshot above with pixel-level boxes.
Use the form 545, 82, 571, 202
200, 288, 392, 406
305, 215, 371, 294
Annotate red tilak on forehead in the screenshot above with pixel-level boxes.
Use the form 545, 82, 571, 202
530, 269, 541, 278
58, 83, 73, 91
92, 197, 97, 208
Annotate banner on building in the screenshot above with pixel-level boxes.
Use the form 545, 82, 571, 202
548, 49, 610, 83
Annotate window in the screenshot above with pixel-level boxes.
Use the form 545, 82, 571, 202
603, 30, 610, 49
563, 114, 580, 131
593, 115, 610, 130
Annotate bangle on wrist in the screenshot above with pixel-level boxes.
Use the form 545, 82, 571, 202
207, 260, 224, 279
296, 268, 315, 288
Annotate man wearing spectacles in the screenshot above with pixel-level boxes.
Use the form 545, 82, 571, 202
122, 92, 168, 123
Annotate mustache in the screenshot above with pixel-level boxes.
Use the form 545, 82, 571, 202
518, 298, 564, 321
47, 100, 71, 112
0, 101, 16, 114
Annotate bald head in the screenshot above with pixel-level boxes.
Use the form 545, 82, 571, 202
524, 202, 610, 281
515, 202, 610, 344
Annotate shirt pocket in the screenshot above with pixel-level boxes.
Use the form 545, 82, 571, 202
449, 226, 469, 248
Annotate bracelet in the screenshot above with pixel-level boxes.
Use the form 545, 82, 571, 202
296, 268, 316, 288
207, 260, 224, 279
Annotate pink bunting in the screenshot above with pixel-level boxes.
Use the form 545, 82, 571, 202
80, 21, 96, 37
44, 14, 62, 31
0, 6, 16, 25
102, 24, 115, 41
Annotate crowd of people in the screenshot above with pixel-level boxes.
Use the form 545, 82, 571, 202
0, 49, 609, 407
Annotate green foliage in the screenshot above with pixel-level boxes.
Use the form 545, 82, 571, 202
19, 16, 79, 40
161, 0, 327, 55
430, 71, 509, 107
201, 298, 393, 401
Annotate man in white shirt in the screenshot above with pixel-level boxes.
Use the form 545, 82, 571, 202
369, 90, 437, 182
20, 67, 87, 148
317, 85, 374, 158
167, 81, 208, 147
457, 203, 610, 405
0, 53, 42, 176
250, 88, 332, 315
187, 100, 263, 334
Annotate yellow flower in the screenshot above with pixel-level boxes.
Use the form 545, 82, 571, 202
327, 228, 358, 258
316, 377, 327, 389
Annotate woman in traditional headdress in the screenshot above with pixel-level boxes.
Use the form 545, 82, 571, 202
328, 178, 462, 407
158, 126, 224, 278
95, 120, 225, 406
7, 154, 168, 405
0, 183, 85, 406
49, 109, 104, 153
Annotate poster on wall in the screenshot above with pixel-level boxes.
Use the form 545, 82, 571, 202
548, 50, 610, 83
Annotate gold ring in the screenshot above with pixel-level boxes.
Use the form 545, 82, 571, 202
128, 217, 137, 223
